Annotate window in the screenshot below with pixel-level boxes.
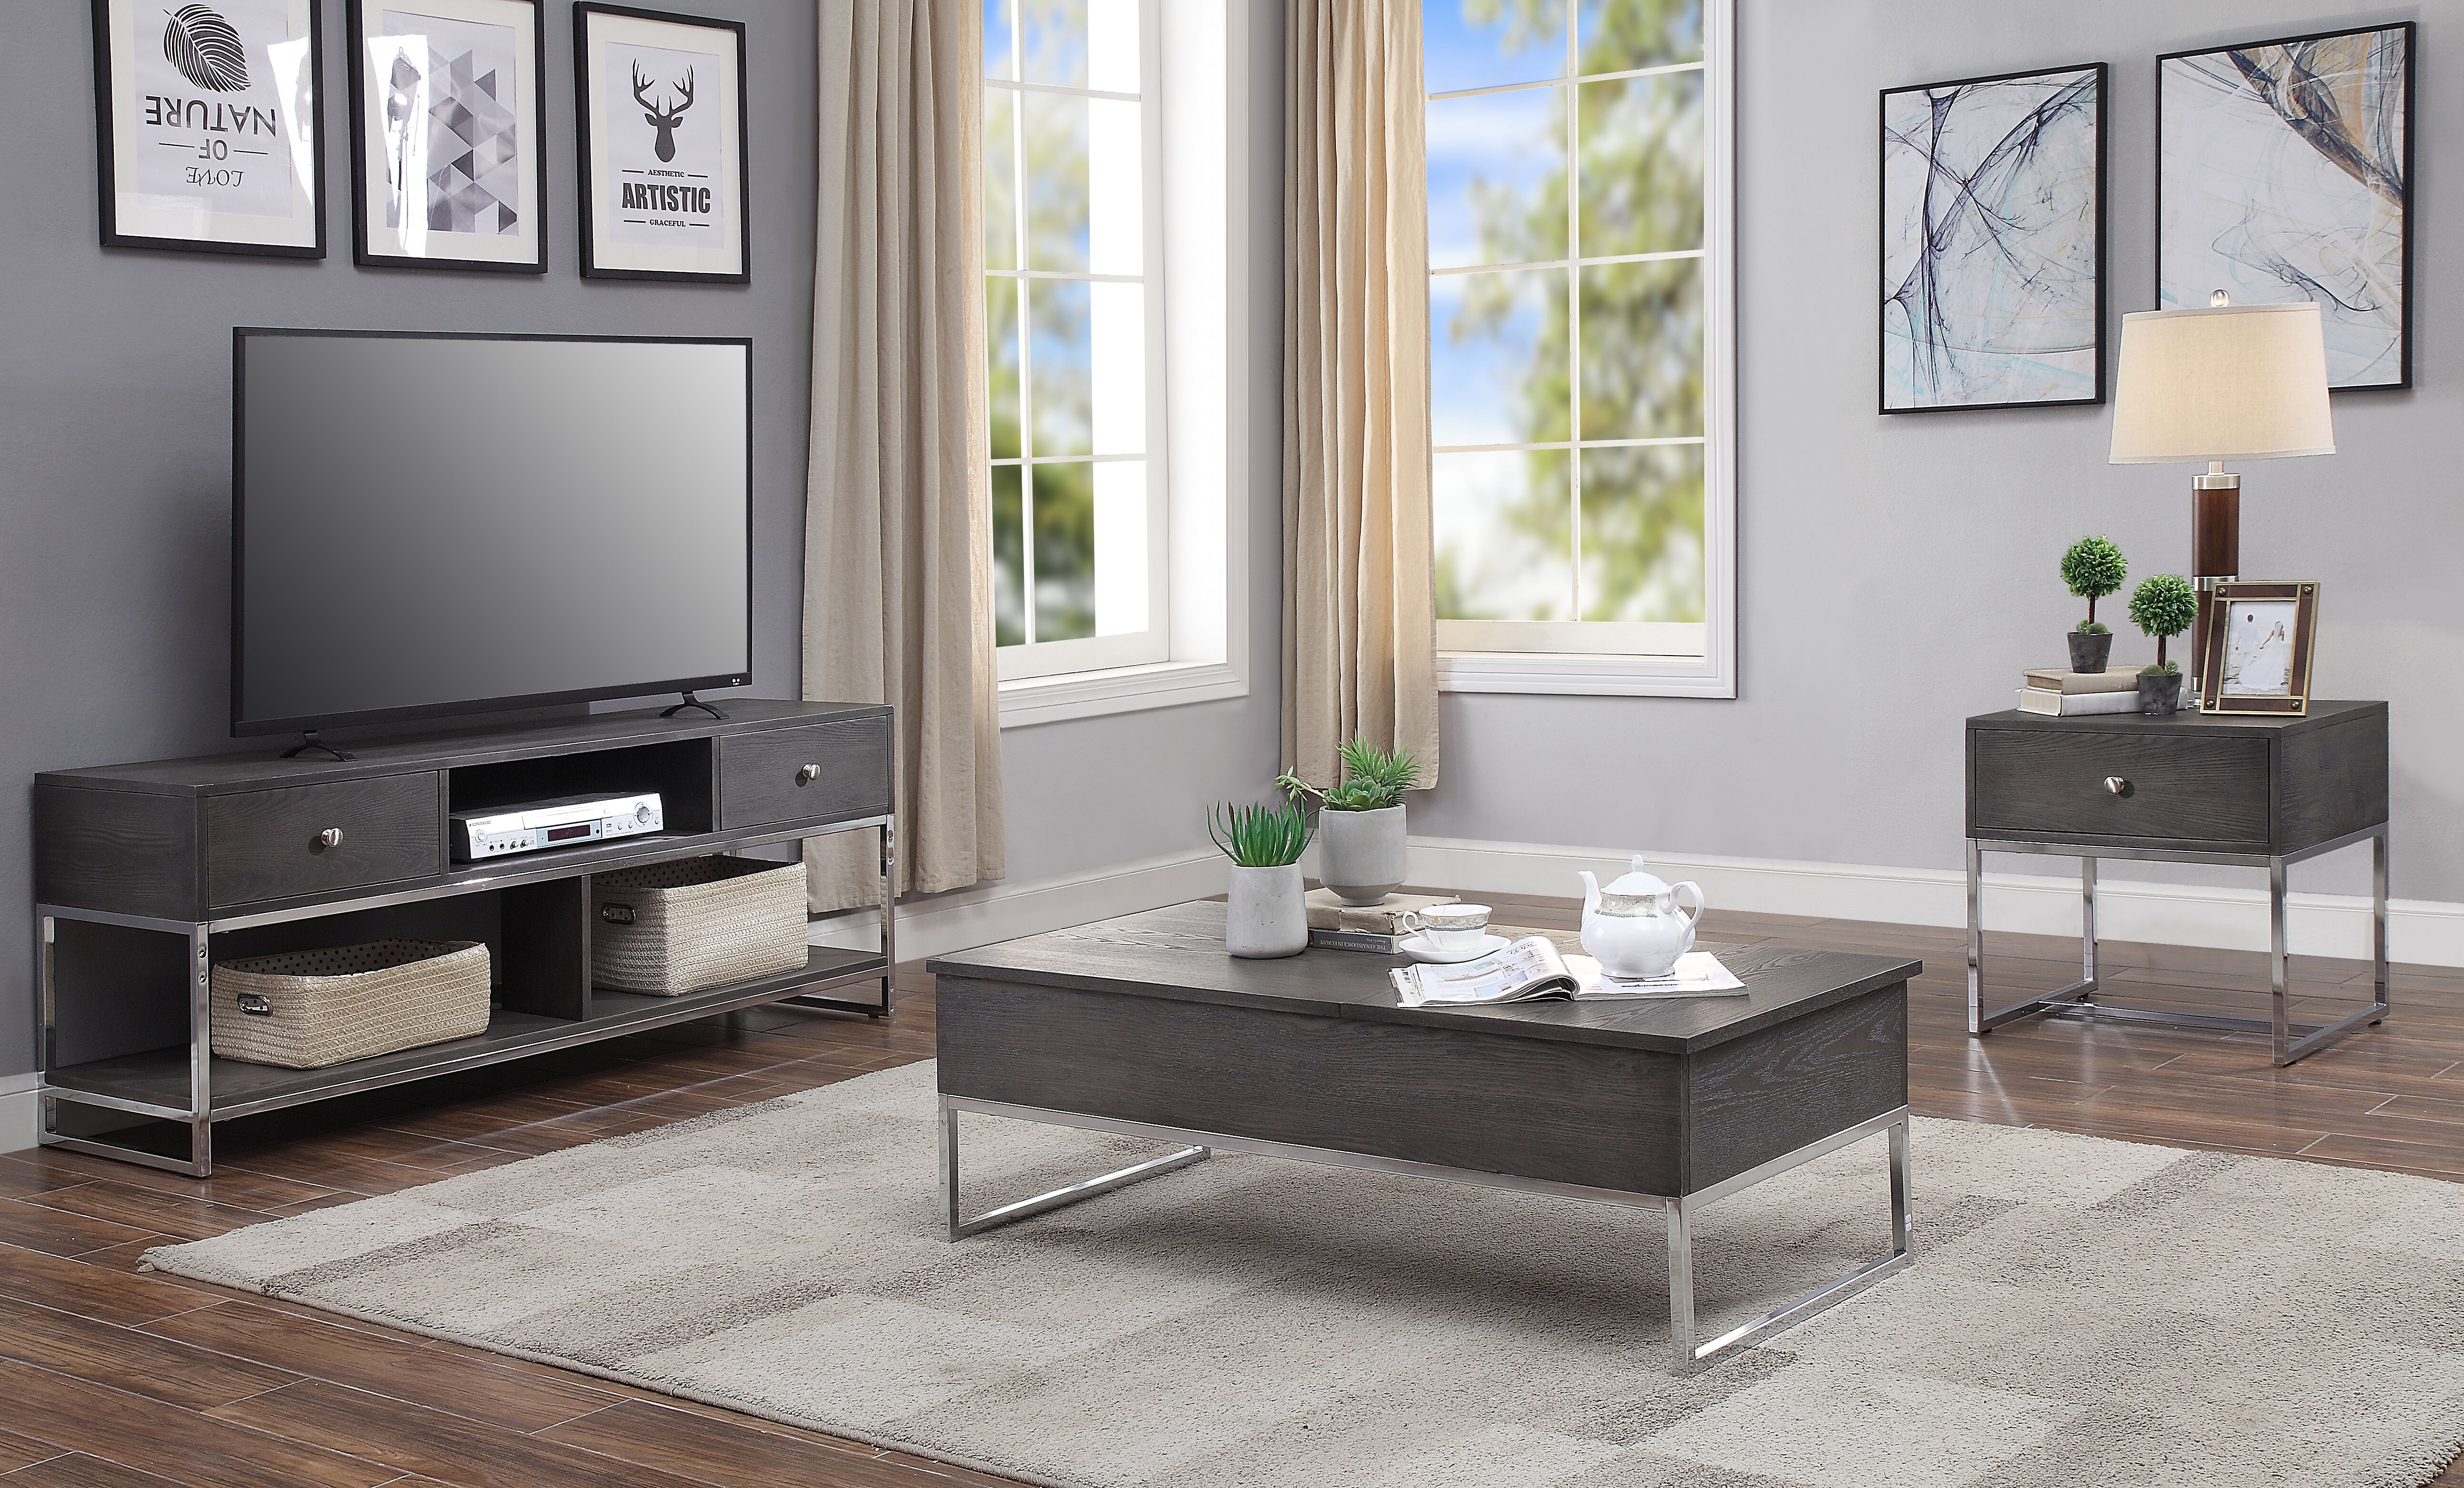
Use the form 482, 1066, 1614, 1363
984, 0, 1168, 683
1424, 0, 1735, 696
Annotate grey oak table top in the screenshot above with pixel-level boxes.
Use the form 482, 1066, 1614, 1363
927, 901, 1920, 1056
37, 699, 891, 796
1966, 698, 2382, 736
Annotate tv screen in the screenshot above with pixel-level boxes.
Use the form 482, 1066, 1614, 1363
233, 329, 752, 736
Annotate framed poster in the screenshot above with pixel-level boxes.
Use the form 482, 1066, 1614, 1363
2200, 581, 2319, 716
90, 0, 324, 256
2159, 24, 2412, 390
575, 4, 748, 283
346, 0, 547, 272
1880, 63, 2105, 412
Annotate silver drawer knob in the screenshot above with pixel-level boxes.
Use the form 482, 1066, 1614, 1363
317, 827, 345, 848
796, 764, 821, 783
2104, 777, 2133, 798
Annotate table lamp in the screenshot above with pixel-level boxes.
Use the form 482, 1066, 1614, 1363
2109, 294, 2335, 684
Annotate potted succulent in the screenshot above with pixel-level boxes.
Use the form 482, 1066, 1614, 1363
2128, 574, 2200, 716
1207, 800, 1313, 958
1277, 737, 1421, 906
2060, 536, 2127, 673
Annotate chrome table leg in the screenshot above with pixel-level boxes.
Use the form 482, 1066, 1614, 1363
939, 1098, 1208, 1242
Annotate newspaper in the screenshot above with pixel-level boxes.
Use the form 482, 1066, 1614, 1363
1389, 936, 1746, 1006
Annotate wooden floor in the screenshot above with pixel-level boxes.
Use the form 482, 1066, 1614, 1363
4, 896, 2462, 1488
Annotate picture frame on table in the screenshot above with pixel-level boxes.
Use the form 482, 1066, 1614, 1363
91, 0, 326, 257
2159, 23, 2413, 391
2200, 581, 2319, 717
1879, 61, 2105, 413
345, 0, 547, 272
574, 3, 749, 283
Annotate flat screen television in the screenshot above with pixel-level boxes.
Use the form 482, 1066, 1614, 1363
232, 328, 753, 737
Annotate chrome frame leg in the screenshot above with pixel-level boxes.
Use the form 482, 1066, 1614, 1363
187, 923, 213, 1175
938, 1098, 1209, 1242
1968, 842, 2098, 1035
878, 818, 897, 1016
1664, 1113, 1915, 1374
2373, 829, 2391, 1025
2270, 855, 2293, 1063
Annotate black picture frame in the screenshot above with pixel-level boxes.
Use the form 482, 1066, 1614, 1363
574, 2, 751, 283
2157, 22, 2414, 392
345, 0, 550, 273
91, 0, 327, 257
1878, 61, 2107, 415
229, 327, 757, 739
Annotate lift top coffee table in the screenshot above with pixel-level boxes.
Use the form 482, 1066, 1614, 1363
928, 902, 1919, 1371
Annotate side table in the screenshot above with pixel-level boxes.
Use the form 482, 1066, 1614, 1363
1964, 699, 2389, 1066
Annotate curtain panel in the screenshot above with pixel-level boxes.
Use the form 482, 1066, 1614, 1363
804, 0, 1005, 910
1283, 0, 1440, 788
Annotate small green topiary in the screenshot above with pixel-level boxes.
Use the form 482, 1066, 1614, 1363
2129, 574, 2200, 675
2061, 536, 2127, 633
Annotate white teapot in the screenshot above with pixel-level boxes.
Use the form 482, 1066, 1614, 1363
1578, 857, 1706, 981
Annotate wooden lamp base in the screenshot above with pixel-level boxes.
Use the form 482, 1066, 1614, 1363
2190, 468, 2240, 692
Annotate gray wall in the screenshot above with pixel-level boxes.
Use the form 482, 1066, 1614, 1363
1416, 0, 2460, 904
0, 0, 818, 1080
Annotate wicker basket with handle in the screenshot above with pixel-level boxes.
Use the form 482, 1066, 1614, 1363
592, 856, 809, 996
211, 939, 492, 1070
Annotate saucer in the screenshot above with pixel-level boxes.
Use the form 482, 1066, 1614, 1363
1398, 931, 1509, 964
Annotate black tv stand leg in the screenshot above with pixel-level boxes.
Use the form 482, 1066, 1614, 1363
279, 731, 356, 761
661, 691, 729, 720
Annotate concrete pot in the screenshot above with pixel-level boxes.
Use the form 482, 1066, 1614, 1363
2067, 630, 2113, 673
1225, 863, 1307, 958
2137, 670, 2185, 716
1318, 804, 1406, 906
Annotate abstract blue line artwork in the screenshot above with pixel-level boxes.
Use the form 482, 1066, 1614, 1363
2160, 25, 2411, 390
1881, 66, 2103, 412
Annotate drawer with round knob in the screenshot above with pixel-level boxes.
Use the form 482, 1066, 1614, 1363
1969, 729, 2271, 850
204, 772, 444, 908
718, 717, 892, 830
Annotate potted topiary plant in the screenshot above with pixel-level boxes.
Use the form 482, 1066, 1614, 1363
1277, 737, 1421, 906
2060, 536, 2127, 673
1207, 800, 1313, 957
2128, 574, 2200, 716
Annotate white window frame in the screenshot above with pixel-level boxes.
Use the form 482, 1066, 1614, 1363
992, 0, 1252, 727
1430, 0, 1736, 699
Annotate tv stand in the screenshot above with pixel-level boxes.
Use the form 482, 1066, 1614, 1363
32, 700, 894, 1177
661, 692, 729, 721
278, 730, 356, 761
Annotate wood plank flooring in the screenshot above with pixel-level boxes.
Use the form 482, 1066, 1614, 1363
3, 897, 2460, 1487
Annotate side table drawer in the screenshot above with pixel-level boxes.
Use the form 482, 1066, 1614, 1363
205, 774, 443, 908
719, 716, 892, 830
1971, 729, 2270, 849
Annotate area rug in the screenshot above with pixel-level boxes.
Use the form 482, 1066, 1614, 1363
147, 1061, 2464, 1488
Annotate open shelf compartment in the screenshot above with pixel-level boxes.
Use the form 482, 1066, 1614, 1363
45, 945, 889, 1122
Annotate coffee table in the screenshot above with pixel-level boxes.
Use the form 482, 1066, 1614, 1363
927, 902, 1919, 1371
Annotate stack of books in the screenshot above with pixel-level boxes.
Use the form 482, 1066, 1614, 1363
2017, 668, 2141, 716
1304, 889, 1459, 952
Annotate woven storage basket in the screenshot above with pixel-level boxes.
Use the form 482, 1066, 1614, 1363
592, 856, 809, 996
211, 940, 491, 1070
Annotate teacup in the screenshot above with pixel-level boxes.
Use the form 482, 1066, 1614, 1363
1400, 903, 1491, 951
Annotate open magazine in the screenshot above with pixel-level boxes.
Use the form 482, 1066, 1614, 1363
1389, 935, 1746, 1006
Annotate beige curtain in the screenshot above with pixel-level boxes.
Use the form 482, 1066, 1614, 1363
1283, 0, 1439, 789
804, 0, 1004, 910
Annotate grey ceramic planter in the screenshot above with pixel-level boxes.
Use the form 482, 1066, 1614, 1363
2137, 670, 2185, 716
1317, 804, 1406, 906
2067, 630, 2113, 673
1225, 863, 1307, 958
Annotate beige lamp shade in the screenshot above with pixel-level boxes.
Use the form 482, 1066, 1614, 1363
2108, 301, 2335, 464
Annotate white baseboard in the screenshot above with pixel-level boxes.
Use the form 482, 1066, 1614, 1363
812, 847, 1230, 963
0, 1073, 39, 1155
1407, 834, 2464, 968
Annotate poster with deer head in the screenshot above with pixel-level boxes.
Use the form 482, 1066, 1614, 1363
345, 0, 546, 271
91, 0, 324, 255
576, 4, 747, 283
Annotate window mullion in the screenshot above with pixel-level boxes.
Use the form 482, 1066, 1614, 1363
1009, 0, 1035, 647
1563, 24, 1583, 622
